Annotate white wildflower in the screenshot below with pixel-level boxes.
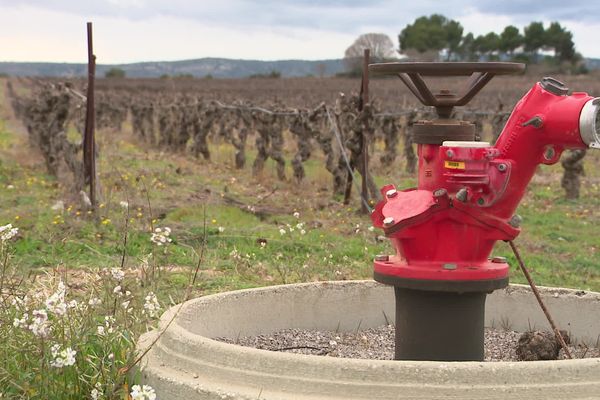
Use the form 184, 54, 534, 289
29, 309, 50, 337
88, 297, 102, 307
50, 343, 64, 368
0, 224, 18, 241
130, 384, 156, 400
368, 226, 375, 232
121, 300, 131, 310
229, 248, 241, 260
143, 292, 161, 318
63, 347, 76, 366
104, 316, 115, 334
13, 313, 28, 328
279, 228, 286, 235
50, 344, 76, 368
110, 268, 125, 281
300, 229, 306, 235
97, 325, 105, 336
293, 211, 300, 218
119, 200, 129, 209
150, 226, 172, 246
113, 285, 122, 295
45, 281, 67, 316
217, 226, 225, 233
91, 382, 103, 400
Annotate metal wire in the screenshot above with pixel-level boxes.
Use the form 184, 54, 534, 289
508, 240, 573, 359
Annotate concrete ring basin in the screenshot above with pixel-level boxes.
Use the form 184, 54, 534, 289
137, 281, 600, 399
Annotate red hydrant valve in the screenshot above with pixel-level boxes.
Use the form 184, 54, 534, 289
368, 62, 599, 361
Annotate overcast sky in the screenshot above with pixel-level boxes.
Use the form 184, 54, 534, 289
1, 0, 600, 63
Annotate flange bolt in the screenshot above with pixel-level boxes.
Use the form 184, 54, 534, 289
433, 188, 447, 198
455, 188, 468, 202
383, 217, 395, 227
544, 147, 556, 161
446, 149, 454, 158
497, 163, 507, 172
386, 189, 398, 198
491, 256, 507, 263
509, 214, 523, 228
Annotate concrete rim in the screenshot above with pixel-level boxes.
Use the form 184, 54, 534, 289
138, 281, 600, 399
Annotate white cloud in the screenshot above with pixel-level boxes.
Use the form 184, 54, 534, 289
1, 1, 600, 63
0, 4, 356, 62
0, 5, 86, 62
561, 20, 600, 61
457, 9, 515, 35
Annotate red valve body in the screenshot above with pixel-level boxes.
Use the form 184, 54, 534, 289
372, 82, 593, 283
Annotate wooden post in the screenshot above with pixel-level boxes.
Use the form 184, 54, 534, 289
83, 22, 97, 209
360, 49, 370, 213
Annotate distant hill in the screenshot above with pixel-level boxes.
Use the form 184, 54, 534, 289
585, 58, 600, 70
3, 57, 599, 79
0, 58, 347, 78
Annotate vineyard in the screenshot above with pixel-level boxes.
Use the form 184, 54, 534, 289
7, 72, 600, 201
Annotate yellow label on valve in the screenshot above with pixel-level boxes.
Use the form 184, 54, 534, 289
444, 160, 466, 169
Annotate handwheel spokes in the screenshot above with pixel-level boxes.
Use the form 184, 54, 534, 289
369, 62, 525, 117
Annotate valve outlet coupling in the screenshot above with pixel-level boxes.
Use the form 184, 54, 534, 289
579, 98, 600, 149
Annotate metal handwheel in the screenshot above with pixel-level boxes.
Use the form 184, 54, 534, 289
369, 62, 525, 116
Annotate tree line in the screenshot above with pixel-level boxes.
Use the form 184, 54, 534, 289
400, 14, 577, 64
345, 15, 582, 73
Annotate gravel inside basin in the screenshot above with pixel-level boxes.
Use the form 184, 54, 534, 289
218, 326, 600, 361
